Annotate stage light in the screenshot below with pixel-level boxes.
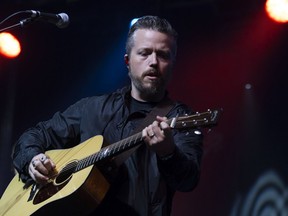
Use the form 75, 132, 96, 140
245, 83, 252, 90
266, 0, 288, 23
0, 32, 21, 58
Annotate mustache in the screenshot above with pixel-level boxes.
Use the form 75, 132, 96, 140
142, 69, 160, 77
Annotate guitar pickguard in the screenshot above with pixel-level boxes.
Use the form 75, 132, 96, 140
33, 176, 71, 204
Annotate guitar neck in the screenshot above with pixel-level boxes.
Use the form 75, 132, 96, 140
75, 132, 143, 172
73, 108, 222, 173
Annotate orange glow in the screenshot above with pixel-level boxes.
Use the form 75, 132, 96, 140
0, 32, 21, 58
266, 0, 288, 23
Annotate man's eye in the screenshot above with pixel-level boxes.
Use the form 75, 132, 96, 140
158, 52, 170, 60
139, 51, 148, 56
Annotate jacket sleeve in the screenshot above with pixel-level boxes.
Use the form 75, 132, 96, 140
12, 98, 89, 182
157, 105, 203, 192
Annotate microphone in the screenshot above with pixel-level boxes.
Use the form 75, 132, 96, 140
26, 10, 70, 28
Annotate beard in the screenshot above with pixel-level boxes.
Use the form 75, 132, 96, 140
128, 69, 169, 100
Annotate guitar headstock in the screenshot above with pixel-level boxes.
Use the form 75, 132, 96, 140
170, 108, 222, 130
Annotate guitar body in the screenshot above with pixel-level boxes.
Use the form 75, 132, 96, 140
0, 135, 110, 216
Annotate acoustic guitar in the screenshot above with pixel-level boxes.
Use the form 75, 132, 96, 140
0, 109, 221, 216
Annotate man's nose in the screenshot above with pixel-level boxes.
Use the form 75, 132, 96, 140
148, 52, 158, 66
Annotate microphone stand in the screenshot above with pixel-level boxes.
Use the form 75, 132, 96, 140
0, 18, 33, 33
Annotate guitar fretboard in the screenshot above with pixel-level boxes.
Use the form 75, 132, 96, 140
75, 132, 143, 172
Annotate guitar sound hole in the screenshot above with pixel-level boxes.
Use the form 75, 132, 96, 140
33, 160, 78, 205
55, 160, 78, 184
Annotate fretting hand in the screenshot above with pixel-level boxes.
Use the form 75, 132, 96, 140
142, 116, 176, 157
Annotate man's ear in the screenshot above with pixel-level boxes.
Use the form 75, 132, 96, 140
124, 54, 129, 66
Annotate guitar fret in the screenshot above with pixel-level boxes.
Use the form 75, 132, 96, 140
85, 156, 89, 166
118, 141, 124, 151
111, 144, 118, 155
98, 151, 104, 160
88, 155, 93, 165
107, 147, 112, 157
82, 159, 87, 168
126, 136, 132, 148
120, 139, 127, 150
95, 152, 101, 162
110, 143, 117, 155
86, 155, 92, 166
76, 161, 83, 171
83, 158, 88, 168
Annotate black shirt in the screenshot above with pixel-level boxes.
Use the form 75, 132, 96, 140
12, 86, 203, 216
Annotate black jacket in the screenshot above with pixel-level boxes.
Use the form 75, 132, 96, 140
12, 86, 203, 216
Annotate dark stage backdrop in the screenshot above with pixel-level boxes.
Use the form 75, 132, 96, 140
1, 0, 288, 215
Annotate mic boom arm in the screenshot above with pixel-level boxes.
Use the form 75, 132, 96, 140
0, 10, 69, 32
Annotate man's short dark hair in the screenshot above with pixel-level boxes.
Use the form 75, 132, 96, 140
125, 15, 178, 58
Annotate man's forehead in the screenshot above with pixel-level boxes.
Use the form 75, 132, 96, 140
133, 29, 169, 38
132, 29, 174, 47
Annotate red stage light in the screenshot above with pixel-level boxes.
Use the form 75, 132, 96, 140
0, 32, 21, 58
266, 0, 288, 23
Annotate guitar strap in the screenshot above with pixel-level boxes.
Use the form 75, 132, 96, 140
112, 97, 175, 167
